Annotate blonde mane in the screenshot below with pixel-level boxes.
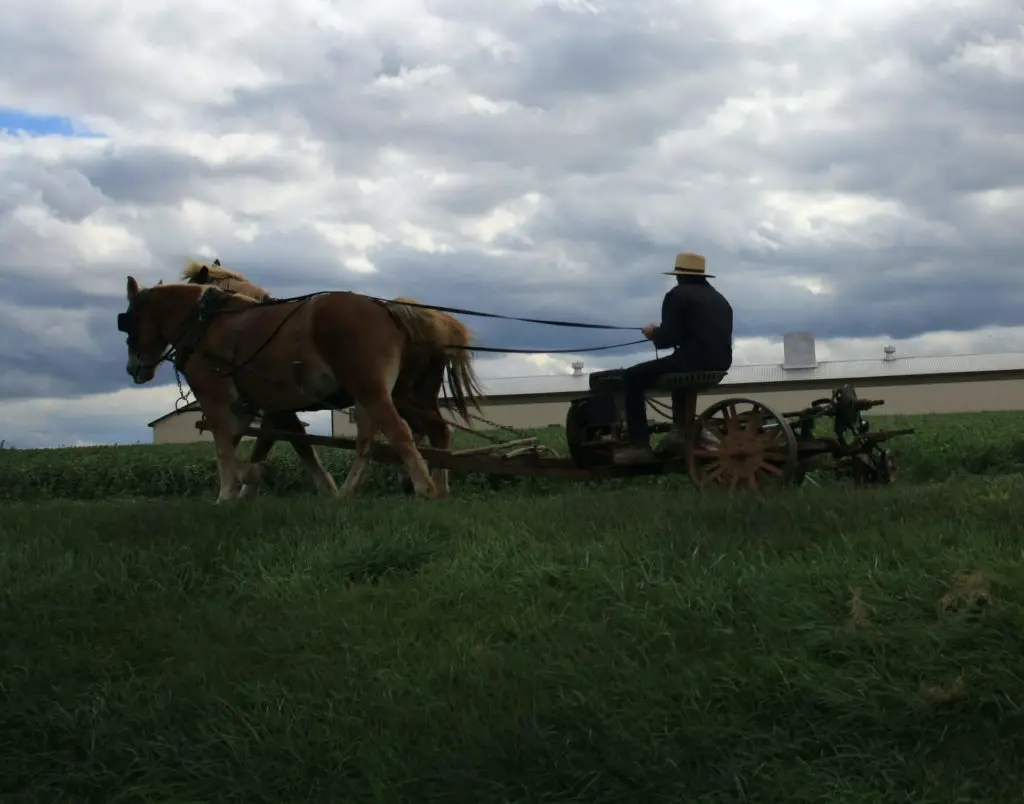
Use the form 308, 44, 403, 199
180, 258, 270, 302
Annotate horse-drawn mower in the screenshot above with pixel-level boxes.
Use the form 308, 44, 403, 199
232, 371, 914, 492
135, 256, 914, 497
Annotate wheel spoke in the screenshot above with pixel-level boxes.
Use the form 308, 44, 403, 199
689, 448, 720, 458
745, 410, 766, 433
723, 404, 741, 434
703, 462, 725, 485
704, 418, 729, 439
755, 459, 784, 476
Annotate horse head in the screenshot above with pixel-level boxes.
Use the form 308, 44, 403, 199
118, 277, 211, 384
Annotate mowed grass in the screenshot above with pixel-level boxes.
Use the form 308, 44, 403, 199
1, 411, 1024, 802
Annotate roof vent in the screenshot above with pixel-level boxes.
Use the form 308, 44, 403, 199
883, 345, 896, 361
571, 360, 584, 376
782, 332, 817, 370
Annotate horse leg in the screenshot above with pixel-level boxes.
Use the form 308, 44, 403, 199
400, 432, 425, 496
420, 412, 452, 498
275, 411, 338, 496
237, 415, 277, 499
341, 404, 380, 498
405, 356, 450, 497
403, 399, 450, 498
208, 415, 247, 503
394, 403, 426, 497
239, 411, 337, 497
355, 392, 437, 499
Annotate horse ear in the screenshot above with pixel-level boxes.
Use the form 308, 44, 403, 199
126, 276, 140, 300
197, 265, 210, 283
213, 258, 221, 266
156, 279, 163, 286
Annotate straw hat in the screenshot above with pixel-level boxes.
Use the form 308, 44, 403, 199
664, 252, 714, 278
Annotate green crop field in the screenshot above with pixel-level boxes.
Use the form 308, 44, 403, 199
2, 411, 1023, 803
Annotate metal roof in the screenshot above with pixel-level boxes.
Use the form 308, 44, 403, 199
476, 351, 1024, 398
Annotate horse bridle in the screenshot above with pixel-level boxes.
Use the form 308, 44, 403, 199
117, 286, 314, 382
117, 289, 216, 374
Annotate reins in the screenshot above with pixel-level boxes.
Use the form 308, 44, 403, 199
222, 289, 652, 356
120, 283, 659, 413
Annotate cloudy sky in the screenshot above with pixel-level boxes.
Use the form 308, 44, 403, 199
0, 0, 1021, 448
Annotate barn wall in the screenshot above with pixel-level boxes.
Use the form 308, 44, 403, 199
718, 379, 1024, 417
152, 412, 212, 444
451, 379, 1024, 430
328, 399, 571, 438
326, 376, 1024, 436
150, 414, 266, 444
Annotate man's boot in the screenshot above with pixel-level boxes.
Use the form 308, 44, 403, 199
612, 441, 656, 465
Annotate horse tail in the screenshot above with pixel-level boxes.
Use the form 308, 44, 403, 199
441, 319, 485, 425
384, 298, 485, 424
385, 297, 440, 346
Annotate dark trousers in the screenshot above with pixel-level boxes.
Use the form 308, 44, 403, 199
621, 353, 694, 446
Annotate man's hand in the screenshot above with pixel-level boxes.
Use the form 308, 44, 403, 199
642, 324, 657, 339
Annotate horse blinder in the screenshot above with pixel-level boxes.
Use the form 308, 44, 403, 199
117, 309, 138, 347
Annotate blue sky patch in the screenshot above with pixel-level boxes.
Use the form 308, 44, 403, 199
0, 108, 104, 138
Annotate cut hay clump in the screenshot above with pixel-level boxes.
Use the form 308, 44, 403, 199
936, 570, 993, 621
843, 587, 873, 631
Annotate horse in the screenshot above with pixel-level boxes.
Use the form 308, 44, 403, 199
117, 274, 456, 502
170, 259, 334, 498
177, 258, 485, 498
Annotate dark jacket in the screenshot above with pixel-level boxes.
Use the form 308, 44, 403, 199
650, 279, 733, 371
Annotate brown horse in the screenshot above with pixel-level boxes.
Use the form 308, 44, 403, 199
171, 259, 332, 498
178, 259, 485, 498
118, 274, 451, 502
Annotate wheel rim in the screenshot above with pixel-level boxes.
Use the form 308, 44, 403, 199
687, 398, 799, 491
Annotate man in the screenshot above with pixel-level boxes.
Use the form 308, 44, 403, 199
613, 252, 734, 465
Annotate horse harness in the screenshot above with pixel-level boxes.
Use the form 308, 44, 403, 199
117, 287, 399, 417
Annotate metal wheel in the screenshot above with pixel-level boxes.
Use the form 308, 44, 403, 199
687, 397, 800, 491
565, 396, 615, 469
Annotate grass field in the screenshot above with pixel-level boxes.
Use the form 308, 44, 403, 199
2, 411, 1024, 802
2, 410, 1024, 500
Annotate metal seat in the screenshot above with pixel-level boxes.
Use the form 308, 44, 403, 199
588, 369, 727, 393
